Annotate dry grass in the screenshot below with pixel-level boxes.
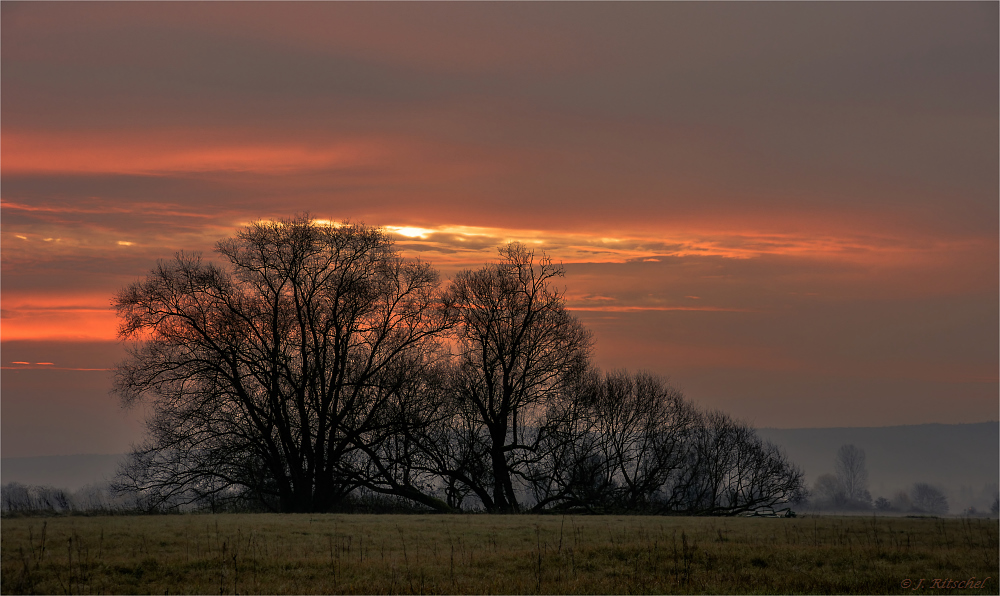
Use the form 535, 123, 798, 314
1, 513, 997, 594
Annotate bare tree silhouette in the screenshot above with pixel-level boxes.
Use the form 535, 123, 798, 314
437, 244, 593, 512
835, 444, 870, 504
113, 217, 452, 512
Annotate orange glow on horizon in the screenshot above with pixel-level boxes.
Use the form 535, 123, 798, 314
4, 214, 994, 344
1, 292, 119, 342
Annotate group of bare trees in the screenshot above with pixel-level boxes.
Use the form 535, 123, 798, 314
112, 217, 804, 514
1, 483, 71, 513
873, 484, 950, 515
812, 444, 952, 515
520, 372, 803, 515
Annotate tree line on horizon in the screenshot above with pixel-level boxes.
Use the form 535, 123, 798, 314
805, 444, 998, 516
107, 216, 805, 514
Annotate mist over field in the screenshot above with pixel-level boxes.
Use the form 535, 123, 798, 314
758, 422, 999, 512
5, 422, 996, 512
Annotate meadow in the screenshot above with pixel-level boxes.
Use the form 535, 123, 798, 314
1, 513, 997, 594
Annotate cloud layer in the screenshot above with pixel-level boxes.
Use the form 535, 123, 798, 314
2, 2, 996, 455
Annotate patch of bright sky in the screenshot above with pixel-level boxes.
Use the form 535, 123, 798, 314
377, 222, 965, 268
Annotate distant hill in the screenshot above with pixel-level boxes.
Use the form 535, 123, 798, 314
758, 422, 999, 511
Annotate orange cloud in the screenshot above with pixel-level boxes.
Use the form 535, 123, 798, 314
1, 131, 394, 176
2, 365, 110, 371
1, 294, 118, 341
383, 221, 993, 273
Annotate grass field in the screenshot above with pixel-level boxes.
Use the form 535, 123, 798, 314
2, 513, 997, 594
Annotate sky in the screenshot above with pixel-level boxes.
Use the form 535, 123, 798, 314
2, 2, 997, 458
